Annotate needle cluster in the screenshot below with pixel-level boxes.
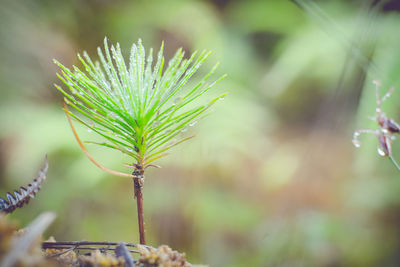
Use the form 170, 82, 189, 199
55, 38, 226, 168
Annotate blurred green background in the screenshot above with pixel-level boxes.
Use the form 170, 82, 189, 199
2, 0, 400, 266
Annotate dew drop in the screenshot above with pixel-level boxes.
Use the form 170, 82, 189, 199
353, 132, 360, 137
219, 97, 225, 100
79, 92, 84, 96
376, 108, 382, 113
127, 148, 133, 152
377, 147, 386, 156
352, 139, 361, 148
181, 129, 187, 133
87, 129, 93, 133
189, 121, 198, 127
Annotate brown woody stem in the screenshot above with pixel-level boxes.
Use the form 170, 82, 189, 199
133, 164, 146, 245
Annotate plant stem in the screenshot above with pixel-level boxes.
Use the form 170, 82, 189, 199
133, 165, 146, 245
389, 155, 400, 172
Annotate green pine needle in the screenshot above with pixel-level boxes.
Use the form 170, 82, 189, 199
55, 38, 226, 168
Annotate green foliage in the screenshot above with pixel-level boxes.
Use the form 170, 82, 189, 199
55, 38, 226, 166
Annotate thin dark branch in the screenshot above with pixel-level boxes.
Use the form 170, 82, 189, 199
46, 246, 77, 258
42, 241, 152, 254
47, 246, 139, 254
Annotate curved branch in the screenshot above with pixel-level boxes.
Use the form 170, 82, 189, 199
63, 101, 133, 178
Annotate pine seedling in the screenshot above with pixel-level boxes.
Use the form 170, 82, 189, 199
54, 38, 226, 245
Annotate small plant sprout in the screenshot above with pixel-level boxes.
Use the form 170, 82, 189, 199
54, 38, 226, 244
353, 80, 400, 170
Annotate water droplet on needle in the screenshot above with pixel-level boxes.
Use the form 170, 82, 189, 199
352, 139, 361, 148
377, 147, 386, 156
